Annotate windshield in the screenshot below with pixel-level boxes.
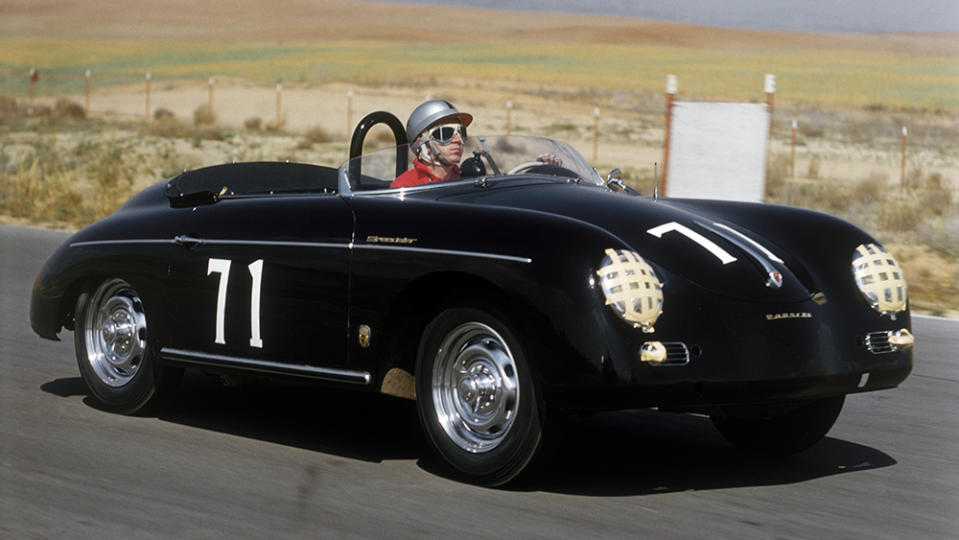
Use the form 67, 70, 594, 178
338, 135, 604, 193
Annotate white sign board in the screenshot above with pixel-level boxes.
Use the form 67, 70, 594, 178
666, 102, 770, 202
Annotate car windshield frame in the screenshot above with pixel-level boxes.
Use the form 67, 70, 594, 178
337, 135, 604, 195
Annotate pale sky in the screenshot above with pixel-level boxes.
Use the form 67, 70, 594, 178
381, 0, 959, 33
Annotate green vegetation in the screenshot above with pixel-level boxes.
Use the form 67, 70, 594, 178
2, 37, 957, 112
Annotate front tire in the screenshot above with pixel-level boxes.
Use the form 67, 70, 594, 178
415, 305, 543, 486
711, 395, 845, 456
74, 278, 176, 414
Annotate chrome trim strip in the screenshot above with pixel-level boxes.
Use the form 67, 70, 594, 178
711, 222, 784, 263
72, 237, 531, 263
160, 347, 371, 385
70, 239, 174, 248
697, 221, 783, 288
199, 239, 346, 249
353, 186, 422, 196
352, 243, 531, 264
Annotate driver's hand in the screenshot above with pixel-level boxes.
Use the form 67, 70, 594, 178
537, 153, 563, 166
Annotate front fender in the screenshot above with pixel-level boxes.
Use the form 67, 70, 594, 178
31, 236, 81, 340
346, 196, 634, 389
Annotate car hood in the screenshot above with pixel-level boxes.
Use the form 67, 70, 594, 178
436, 180, 815, 303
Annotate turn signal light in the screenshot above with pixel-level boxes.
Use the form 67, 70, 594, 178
640, 341, 667, 364
888, 328, 915, 350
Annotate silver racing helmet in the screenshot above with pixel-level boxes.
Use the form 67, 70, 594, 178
406, 100, 473, 165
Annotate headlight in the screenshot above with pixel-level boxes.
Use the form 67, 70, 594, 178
851, 243, 908, 316
596, 248, 663, 333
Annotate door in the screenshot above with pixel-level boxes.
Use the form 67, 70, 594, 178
164, 194, 353, 368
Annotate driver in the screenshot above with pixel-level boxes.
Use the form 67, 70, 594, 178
391, 99, 472, 188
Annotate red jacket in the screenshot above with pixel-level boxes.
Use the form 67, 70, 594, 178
390, 158, 460, 188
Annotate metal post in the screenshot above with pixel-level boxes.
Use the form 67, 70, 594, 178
506, 101, 513, 135
661, 74, 677, 196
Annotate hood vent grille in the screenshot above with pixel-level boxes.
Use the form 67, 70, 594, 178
663, 342, 691, 365
864, 331, 893, 354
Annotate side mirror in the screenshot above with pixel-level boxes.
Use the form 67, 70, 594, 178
606, 168, 627, 193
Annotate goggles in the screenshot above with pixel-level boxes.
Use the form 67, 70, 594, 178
428, 123, 467, 145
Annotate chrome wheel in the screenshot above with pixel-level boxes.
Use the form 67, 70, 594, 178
82, 279, 147, 387
432, 322, 520, 453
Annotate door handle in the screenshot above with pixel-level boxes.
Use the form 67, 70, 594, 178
173, 234, 203, 247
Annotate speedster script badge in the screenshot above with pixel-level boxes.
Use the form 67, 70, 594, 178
367, 235, 417, 245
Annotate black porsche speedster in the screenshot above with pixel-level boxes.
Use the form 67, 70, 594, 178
31, 111, 914, 485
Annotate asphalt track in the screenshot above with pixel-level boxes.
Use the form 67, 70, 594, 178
2, 224, 957, 538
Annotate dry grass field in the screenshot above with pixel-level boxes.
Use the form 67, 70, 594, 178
1, 0, 957, 314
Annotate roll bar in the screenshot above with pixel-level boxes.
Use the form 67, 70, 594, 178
348, 111, 408, 187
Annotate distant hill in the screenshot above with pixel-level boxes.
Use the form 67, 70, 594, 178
1, 0, 955, 56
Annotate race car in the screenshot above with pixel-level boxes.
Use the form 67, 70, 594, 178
30, 110, 913, 485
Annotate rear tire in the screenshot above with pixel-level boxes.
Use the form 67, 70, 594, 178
711, 395, 845, 456
415, 305, 543, 486
74, 279, 179, 414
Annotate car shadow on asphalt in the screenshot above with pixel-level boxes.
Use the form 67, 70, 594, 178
41, 372, 426, 462
40, 377, 88, 397
502, 409, 898, 496
159, 370, 429, 463
43, 372, 896, 495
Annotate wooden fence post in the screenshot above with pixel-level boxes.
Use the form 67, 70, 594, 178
661, 74, 677, 195
208, 77, 215, 112
765, 74, 775, 128
145, 72, 152, 121
901, 126, 908, 188
276, 83, 283, 125
791, 120, 797, 178
592, 107, 600, 161
29, 68, 37, 107
347, 89, 354, 134
84, 69, 92, 115
763, 74, 776, 201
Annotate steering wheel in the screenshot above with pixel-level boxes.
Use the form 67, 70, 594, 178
506, 161, 550, 175
506, 162, 582, 181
